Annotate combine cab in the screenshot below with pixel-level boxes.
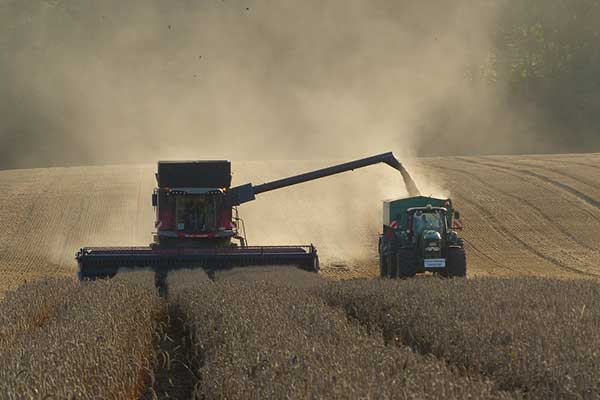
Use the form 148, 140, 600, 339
379, 196, 466, 278
77, 152, 420, 285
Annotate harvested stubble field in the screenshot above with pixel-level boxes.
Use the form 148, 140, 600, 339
2, 153, 600, 398
1, 153, 600, 294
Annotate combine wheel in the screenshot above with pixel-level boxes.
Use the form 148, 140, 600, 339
313, 256, 320, 273
397, 249, 417, 278
445, 247, 467, 278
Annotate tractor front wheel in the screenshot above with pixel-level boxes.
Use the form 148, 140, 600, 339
445, 247, 467, 277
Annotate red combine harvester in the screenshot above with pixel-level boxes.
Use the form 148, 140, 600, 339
76, 152, 419, 285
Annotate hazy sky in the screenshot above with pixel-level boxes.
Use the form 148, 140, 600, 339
1, 0, 547, 169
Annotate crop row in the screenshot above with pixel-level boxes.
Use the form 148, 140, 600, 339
320, 277, 600, 399
0, 271, 160, 399
171, 269, 515, 399
213, 265, 325, 287
5, 268, 597, 399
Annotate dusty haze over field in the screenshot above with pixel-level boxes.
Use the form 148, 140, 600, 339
0, 0, 543, 171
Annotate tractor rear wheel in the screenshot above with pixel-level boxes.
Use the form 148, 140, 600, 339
387, 254, 397, 278
380, 253, 395, 278
379, 254, 388, 278
397, 249, 417, 278
380, 237, 395, 278
445, 247, 467, 277
388, 254, 399, 278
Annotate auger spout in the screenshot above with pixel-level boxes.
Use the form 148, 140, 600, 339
227, 152, 421, 206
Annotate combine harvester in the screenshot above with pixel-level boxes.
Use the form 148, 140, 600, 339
76, 152, 420, 285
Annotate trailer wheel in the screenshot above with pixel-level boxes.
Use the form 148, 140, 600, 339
445, 247, 467, 277
397, 249, 417, 278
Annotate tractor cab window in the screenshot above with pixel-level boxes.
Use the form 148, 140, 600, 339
412, 210, 445, 233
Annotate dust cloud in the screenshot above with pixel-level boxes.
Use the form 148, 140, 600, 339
232, 159, 448, 266
1, 0, 512, 171
0, 1, 522, 267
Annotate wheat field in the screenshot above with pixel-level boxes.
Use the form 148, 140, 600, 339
1, 153, 599, 294
2, 153, 600, 398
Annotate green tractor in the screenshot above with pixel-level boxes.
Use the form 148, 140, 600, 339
379, 196, 466, 278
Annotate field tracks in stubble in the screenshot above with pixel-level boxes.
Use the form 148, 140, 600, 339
545, 157, 600, 172
491, 157, 600, 193
440, 163, 598, 252
458, 157, 600, 213
432, 163, 600, 277
460, 235, 513, 272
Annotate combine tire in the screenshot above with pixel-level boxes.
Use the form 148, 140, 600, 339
396, 249, 417, 278
445, 247, 467, 278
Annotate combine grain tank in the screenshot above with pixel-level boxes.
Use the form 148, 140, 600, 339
77, 152, 420, 285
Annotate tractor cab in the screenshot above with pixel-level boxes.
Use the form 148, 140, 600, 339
408, 206, 447, 237
407, 206, 448, 260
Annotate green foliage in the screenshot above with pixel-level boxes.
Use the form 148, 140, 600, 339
486, 0, 600, 140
